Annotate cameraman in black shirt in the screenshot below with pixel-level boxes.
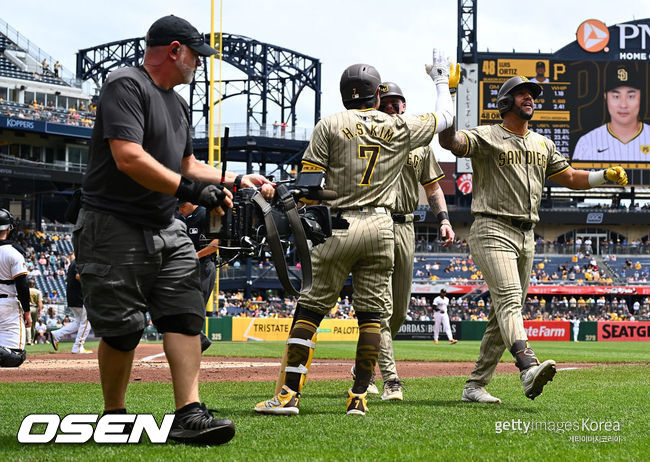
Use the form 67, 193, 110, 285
74, 15, 272, 445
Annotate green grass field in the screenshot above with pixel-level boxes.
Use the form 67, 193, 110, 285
2, 341, 648, 461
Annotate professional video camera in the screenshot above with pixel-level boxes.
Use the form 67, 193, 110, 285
207, 170, 335, 296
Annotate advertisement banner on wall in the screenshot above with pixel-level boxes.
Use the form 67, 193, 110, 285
394, 321, 462, 341
597, 321, 650, 341
231, 318, 362, 342
232, 318, 292, 342
523, 321, 571, 341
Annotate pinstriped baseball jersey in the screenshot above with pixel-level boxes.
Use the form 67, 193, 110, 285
572, 122, 650, 162
302, 109, 439, 209
392, 145, 444, 214
460, 124, 569, 223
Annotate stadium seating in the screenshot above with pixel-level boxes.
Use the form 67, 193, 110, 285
607, 257, 650, 283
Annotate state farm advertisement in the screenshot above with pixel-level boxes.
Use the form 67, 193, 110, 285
523, 321, 570, 341
598, 321, 650, 342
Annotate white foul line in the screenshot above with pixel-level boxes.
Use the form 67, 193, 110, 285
141, 352, 166, 362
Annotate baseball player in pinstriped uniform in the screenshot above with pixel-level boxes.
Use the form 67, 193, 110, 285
0, 208, 31, 367
573, 63, 650, 162
255, 49, 456, 416
373, 81, 455, 401
438, 76, 628, 403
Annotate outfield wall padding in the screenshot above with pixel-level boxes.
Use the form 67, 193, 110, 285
205, 316, 233, 341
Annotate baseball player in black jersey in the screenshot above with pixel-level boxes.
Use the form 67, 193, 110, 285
439, 75, 628, 403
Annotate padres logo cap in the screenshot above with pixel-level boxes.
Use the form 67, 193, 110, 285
146, 15, 218, 57
605, 63, 642, 92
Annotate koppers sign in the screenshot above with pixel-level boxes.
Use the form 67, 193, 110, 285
523, 321, 570, 341
598, 321, 650, 341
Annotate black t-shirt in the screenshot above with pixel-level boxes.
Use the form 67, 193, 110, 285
82, 66, 192, 229
66, 260, 83, 308
176, 206, 209, 253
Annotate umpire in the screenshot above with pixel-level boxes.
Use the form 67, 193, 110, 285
73, 15, 276, 445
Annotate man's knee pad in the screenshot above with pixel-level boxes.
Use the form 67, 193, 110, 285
103, 331, 143, 352
154, 313, 204, 335
0, 347, 26, 367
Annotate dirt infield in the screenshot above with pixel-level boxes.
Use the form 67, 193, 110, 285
0, 344, 597, 383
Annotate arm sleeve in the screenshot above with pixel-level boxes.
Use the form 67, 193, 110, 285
434, 84, 454, 132
14, 274, 30, 313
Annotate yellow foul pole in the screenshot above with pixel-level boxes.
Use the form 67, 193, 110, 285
206, 0, 222, 323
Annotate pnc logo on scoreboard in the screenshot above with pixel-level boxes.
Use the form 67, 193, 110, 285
577, 19, 610, 53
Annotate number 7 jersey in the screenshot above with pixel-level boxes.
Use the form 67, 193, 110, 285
302, 108, 440, 209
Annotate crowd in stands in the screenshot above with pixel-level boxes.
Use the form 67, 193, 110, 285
415, 236, 650, 256
7, 227, 650, 330
215, 291, 649, 323
1, 99, 95, 127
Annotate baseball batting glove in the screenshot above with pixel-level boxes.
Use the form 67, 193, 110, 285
425, 48, 450, 85
175, 176, 231, 210
605, 166, 628, 186
449, 62, 461, 95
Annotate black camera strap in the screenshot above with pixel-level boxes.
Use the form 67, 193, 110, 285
251, 188, 313, 296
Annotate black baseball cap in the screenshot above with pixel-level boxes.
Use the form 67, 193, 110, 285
605, 63, 642, 92
535, 61, 545, 68
146, 15, 217, 57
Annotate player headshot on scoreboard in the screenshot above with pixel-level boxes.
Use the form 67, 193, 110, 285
530, 61, 549, 84
572, 63, 650, 162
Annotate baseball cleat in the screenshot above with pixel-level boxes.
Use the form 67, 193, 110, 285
72, 347, 93, 354
462, 386, 502, 404
168, 403, 235, 445
48, 331, 58, 351
254, 385, 300, 415
449, 339, 458, 344
346, 389, 368, 415
520, 359, 556, 400
381, 378, 404, 401
350, 365, 379, 394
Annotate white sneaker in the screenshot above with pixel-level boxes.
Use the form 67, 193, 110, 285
462, 386, 501, 404
350, 365, 379, 394
520, 360, 556, 400
381, 379, 404, 401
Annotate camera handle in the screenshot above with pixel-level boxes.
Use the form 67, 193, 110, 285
250, 186, 313, 296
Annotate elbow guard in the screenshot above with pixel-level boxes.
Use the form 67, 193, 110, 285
14, 275, 30, 312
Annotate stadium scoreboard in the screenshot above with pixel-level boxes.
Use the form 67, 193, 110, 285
459, 18, 650, 187
478, 58, 572, 158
